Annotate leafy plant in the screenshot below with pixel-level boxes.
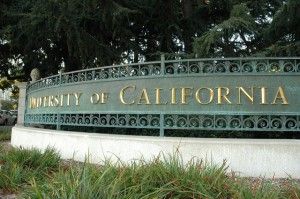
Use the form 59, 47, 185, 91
0, 147, 60, 192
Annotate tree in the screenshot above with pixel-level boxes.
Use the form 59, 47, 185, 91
262, 0, 300, 56
0, 0, 299, 80
193, 3, 257, 57
193, 0, 300, 57
1, 0, 136, 78
0, 100, 15, 110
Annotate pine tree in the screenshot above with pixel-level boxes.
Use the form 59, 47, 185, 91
0, 0, 299, 80
261, 0, 300, 56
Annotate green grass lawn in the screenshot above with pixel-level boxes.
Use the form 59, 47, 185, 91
0, 142, 299, 199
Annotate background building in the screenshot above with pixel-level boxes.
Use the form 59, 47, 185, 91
0, 89, 12, 109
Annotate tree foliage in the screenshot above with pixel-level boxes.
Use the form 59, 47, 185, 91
0, 99, 15, 110
193, 3, 257, 57
262, 0, 300, 56
0, 0, 299, 80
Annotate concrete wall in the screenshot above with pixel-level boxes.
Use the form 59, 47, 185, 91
15, 82, 27, 125
11, 126, 300, 178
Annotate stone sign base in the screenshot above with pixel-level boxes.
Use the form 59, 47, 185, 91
11, 126, 300, 178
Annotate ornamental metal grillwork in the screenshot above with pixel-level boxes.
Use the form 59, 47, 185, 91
27, 57, 300, 93
24, 113, 300, 132
24, 57, 300, 136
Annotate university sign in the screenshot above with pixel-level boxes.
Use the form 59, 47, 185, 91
24, 57, 300, 135
29, 86, 288, 109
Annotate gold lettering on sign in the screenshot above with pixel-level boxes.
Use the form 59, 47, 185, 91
217, 87, 231, 104
170, 88, 177, 104
29, 98, 36, 109
155, 88, 167, 105
101, 93, 108, 104
48, 96, 54, 107
120, 85, 135, 104
237, 87, 254, 104
53, 95, 59, 106
272, 86, 289, 105
29, 92, 84, 108
181, 87, 193, 104
27, 85, 292, 109
195, 87, 214, 104
66, 93, 70, 106
43, 96, 48, 107
60, 94, 64, 106
260, 87, 268, 104
74, 93, 82, 106
37, 97, 42, 108
90, 93, 100, 104
138, 89, 151, 104
91, 92, 109, 104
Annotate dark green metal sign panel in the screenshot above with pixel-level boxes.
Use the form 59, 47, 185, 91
24, 57, 300, 134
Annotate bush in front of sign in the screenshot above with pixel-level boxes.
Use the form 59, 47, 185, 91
0, 146, 60, 192
23, 153, 300, 199
0, 145, 299, 198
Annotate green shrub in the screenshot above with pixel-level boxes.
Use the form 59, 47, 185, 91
21, 153, 287, 199
0, 147, 60, 192
0, 147, 299, 198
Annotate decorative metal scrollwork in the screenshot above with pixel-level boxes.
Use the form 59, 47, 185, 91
229, 63, 240, 72
243, 116, 255, 129
203, 64, 214, 73
189, 115, 199, 128
256, 62, 267, 72
257, 116, 269, 129
150, 116, 160, 127
176, 115, 187, 127
165, 65, 174, 74
229, 117, 241, 129
283, 62, 294, 72
271, 117, 282, 129
285, 117, 297, 129
177, 64, 188, 74
189, 64, 200, 73
242, 62, 253, 72
27, 58, 299, 93
216, 63, 226, 73
215, 117, 227, 128
25, 113, 300, 132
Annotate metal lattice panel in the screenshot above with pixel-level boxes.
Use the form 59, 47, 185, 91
24, 113, 300, 133
27, 57, 300, 93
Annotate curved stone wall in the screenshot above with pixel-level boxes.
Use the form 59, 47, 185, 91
11, 126, 300, 178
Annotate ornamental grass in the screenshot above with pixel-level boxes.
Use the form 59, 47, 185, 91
0, 144, 299, 198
